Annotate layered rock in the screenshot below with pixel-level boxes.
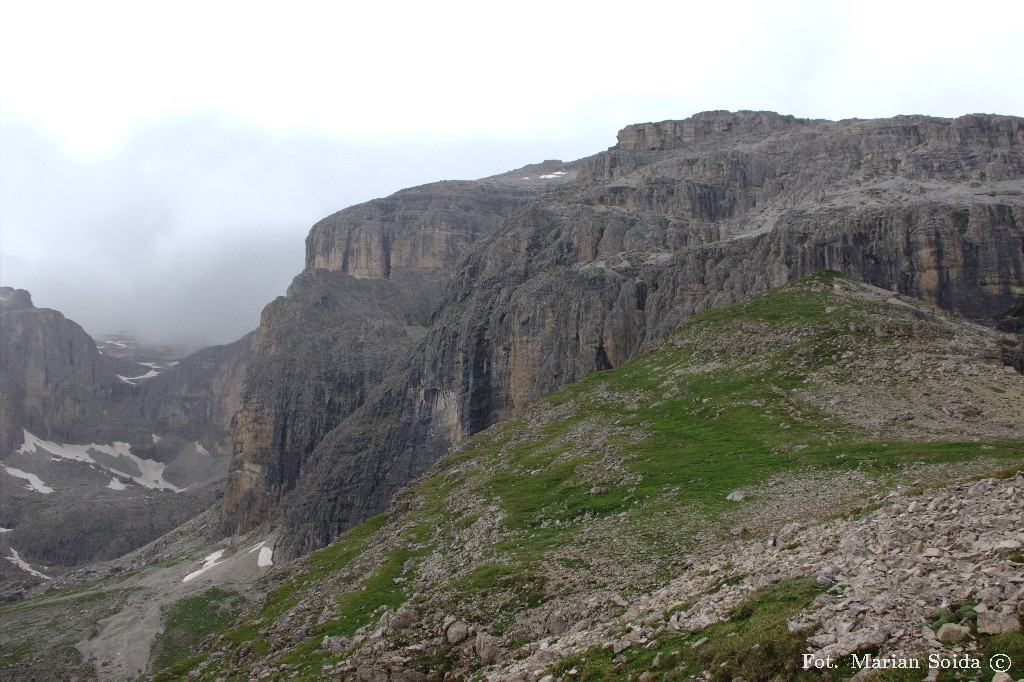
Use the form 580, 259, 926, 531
221, 112, 1024, 557
123, 331, 258, 454
221, 164, 575, 534
0, 287, 125, 451
0, 289, 255, 581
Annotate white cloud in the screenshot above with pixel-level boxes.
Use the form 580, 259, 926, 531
1, 0, 1022, 347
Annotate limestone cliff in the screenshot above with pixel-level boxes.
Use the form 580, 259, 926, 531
124, 331, 257, 454
0, 288, 125, 451
0, 289, 254, 578
219, 113, 1024, 557
221, 163, 575, 533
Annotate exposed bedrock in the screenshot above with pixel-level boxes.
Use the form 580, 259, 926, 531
220, 112, 1024, 556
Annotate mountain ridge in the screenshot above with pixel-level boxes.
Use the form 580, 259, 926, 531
150, 273, 1024, 682
0, 287, 254, 586
219, 110, 1024, 560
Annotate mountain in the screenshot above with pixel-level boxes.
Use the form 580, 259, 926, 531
0, 288, 254, 587
173, 275, 1023, 681
221, 111, 1024, 560
6, 274, 1020, 681
221, 161, 576, 535
2, 111, 1023, 680
0, 288, 125, 451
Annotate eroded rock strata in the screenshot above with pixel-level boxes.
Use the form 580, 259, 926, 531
221, 112, 1024, 558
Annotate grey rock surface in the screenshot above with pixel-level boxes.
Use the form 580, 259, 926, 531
0, 288, 254, 582
231, 112, 1024, 560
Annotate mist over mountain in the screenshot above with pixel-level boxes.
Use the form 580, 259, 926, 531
0, 115, 607, 350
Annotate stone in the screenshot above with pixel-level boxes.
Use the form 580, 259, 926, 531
545, 611, 568, 636
320, 636, 351, 654
806, 633, 837, 648
936, 623, 971, 644
445, 620, 469, 644
387, 606, 418, 632
475, 631, 502, 665
836, 628, 887, 655
726, 490, 745, 502
977, 611, 1021, 635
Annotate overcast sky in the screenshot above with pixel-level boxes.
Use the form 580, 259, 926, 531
2, 1, 1023, 351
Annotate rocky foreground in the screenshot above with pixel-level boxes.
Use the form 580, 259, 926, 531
163, 276, 1024, 682
493, 471, 1024, 682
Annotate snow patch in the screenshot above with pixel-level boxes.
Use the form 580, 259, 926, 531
539, 171, 567, 179
182, 549, 226, 582
117, 369, 161, 383
17, 430, 184, 492
151, 434, 162, 444
3, 466, 55, 494
195, 441, 211, 456
107, 477, 128, 491
6, 548, 50, 580
0, 527, 12, 533
247, 541, 274, 567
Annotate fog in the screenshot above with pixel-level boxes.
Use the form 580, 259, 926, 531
2, 0, 1022, 353
1, 116, 608, 351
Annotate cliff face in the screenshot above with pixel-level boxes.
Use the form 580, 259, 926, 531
221, 165, 574, 534
125, 331, 258, 453
0, 286, 255, 454
0, 288, 125, 451
219, 112, 1024, 557
0, 289, 256, 579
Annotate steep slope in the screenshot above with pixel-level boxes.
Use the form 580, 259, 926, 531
0, 287, 125, 451
222, 162, 578, 534
152, 274, 1024, 681
245, 112, 1024, 559
0, 290, 254, 586
121, 330, 257, 454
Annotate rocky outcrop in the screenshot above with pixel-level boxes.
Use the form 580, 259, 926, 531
221, 112, 1024, 557
221, 164, 576, 534
0, 287, 126, 451
0, 289, 255, 580
122, 331, 257, 454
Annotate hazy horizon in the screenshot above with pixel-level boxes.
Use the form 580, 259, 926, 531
1, 115, 612, 351
3, 1, 1022, 351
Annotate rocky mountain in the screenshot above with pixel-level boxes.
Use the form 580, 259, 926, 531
163, 275, 1024, 681
0, 287, 126, 451
222, 161, 576, 535
0, 288, 254, 586
3, 112, 1024, 681
7, 274, 1019, 681
220, 112, 1024, 560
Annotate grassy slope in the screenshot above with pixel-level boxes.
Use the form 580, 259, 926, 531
0, 572, 136, 680
156, 273, 1024, 680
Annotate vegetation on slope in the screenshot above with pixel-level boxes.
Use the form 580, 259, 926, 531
156, 273, 1024, 680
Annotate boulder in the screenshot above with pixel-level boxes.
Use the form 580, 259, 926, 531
977, 611, 1021, 635
936, 623, 971, 644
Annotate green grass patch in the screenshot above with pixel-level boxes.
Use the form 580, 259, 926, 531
268, 543, 434, 680
552, 578, 830, 681
150, 588, 245, 673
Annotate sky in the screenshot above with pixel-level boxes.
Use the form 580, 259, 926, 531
2, 0, 1023, 351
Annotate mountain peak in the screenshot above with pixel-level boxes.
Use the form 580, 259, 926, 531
0, 287, 34, 310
